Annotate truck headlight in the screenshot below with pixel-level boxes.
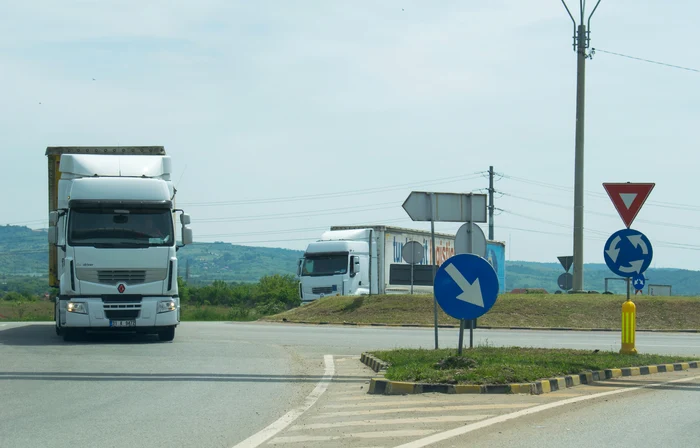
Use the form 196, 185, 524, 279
157, 299, 177, 313
67, 302, 88, 314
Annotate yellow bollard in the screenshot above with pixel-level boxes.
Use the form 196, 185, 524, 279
620, 299, 637, 355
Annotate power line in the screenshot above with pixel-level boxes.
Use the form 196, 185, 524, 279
179, 172, 485, 207
592, 48, 700, 73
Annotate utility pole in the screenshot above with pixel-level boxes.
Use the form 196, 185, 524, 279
561, 0, 602, 293
488, 166, 495, 241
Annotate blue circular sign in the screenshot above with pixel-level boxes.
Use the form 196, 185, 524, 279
603, 228, 653, 278
434, 253, 499, 320
632, 274, 646, 291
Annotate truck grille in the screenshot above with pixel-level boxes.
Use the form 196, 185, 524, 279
104, 303, 141, 320
76, 268, 167, 284
312, 286, 335, 295
99, 270, 146, 283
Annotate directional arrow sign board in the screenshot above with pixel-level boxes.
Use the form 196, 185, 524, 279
632, 274, 646, 291
402, 192, 487, 222
433, 253, 499, 320
603, 228, 654, 278
557, 256, 574, 273
603, 183, 655, 228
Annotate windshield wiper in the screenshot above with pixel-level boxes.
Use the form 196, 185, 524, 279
91, 242, 150, 248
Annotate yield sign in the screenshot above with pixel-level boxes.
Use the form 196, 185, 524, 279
603, 183, 655, 228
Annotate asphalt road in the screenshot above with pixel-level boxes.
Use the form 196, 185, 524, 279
1, 321, 699, 448
428, 375, 700, 448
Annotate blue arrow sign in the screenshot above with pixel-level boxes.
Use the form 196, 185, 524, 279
632, 274, 646, 291
603, 228, 653, 278
434, 253, 500, 320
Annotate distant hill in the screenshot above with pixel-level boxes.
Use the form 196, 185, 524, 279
1, 225, 697, 294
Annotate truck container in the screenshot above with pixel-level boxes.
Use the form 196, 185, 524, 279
46, 146, 193, 341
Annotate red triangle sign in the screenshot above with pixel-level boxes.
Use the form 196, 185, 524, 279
603, 182, 655, 228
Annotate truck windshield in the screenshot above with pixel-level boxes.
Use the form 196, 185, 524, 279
69, 208, 174, 247
301, 253, 348, 276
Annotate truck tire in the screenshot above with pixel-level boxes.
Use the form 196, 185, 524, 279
158, 327, 175, 342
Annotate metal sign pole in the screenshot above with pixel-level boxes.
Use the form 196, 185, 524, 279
410, 261, 414, 295
431, 193, 438, 350
467, 198, 475, 347
458, 319, 465, 355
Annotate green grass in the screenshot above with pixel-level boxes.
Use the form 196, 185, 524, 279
0, 301, 53, 321
267, 293, 700, 330
180, 305, 261, 322
371, 347, 699, 385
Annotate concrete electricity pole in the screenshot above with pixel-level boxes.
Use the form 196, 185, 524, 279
561, 0, 602, 292
488, 166, 495, 241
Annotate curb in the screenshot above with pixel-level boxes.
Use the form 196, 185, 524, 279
360, 353, 700, 396
268, 320, 700, 333
360, 352, 390, 373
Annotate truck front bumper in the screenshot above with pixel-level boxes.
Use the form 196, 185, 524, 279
58, 296, 179, 331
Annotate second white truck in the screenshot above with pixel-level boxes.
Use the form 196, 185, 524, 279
297, 225, 506, 302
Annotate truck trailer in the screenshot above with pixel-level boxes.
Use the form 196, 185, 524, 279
297, 225, 505, 303
46, 146, 193, 341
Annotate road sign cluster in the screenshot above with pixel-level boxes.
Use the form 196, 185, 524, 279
602, 183, 656, 290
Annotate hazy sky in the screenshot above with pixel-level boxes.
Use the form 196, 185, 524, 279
2, 1, 698, 274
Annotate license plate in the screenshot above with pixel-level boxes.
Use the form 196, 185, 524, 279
110, 320, 136, 328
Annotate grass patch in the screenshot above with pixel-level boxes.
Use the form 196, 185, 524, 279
180, 304, 261, 322
370, 346, 698, 385
0, 301, 53, 321
267, 293, 700, 330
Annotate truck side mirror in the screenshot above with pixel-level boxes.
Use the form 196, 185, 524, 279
181, 227, 193, 245
49, 211, 59, 226
180, 213, 191, 225
297, 259, 303, 277
48, 226, 57, 245
350, 256, 360, 277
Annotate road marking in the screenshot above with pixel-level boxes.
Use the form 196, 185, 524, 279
394, 373, 700, 448
231, 354, 335, 448
289, 415, 495, 431
314, 403, 535, 418
269, 430, 436, 444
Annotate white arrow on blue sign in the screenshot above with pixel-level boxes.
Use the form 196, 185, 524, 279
603, 228, 653, 278
433, 253, 500, 321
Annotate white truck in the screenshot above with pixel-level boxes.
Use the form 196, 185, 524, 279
46, 146, 193, 341
297, 225, 506, 302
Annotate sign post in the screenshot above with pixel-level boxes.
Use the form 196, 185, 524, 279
602, 182, 655, 355
403, 191, 487, 350
433, 253, 499, 355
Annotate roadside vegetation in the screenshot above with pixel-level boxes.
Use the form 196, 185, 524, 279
267, 293, 700, 330
370, 346, 699, 385
0, 274, 300, 322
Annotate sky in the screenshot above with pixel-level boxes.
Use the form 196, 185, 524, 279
1, 0, 699, 276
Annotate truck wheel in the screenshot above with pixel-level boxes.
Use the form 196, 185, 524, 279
158, 327, 175, 342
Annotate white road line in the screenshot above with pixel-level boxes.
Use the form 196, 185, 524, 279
269, 430, 436, 445
231, 354, 335, 448
289, 415, 495, 431
314, 403, 535, 418
394, 373, 700, 448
